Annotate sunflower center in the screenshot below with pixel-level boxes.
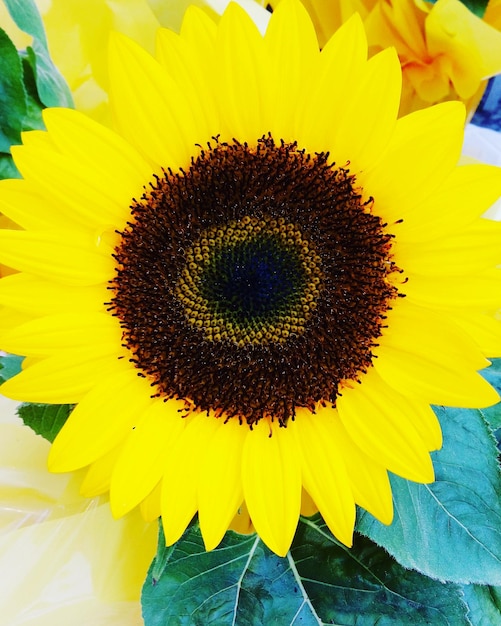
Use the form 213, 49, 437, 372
176, 216, 322, 345
199, 231, 301, 322
110, 136, 400, 426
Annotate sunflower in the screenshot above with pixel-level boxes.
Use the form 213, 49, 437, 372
0, 0, 500, 558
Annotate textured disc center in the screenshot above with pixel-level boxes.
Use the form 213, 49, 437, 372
110, 136, 400, 426
175, 214, 322, 345
202, 234, 301, 322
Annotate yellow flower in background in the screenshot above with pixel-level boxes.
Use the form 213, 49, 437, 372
0, 0, 500, 558
365, 0, 501, 116
485, 0, 501, 26
0, 396, 156, 625
266, 0, 501, 116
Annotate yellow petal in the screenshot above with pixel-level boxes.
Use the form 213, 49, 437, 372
214, 2, 267, 141
293, 409, 355, 547
0, 230, 114, 286
172, 6, 220, 140
337, 367, 435, 482
323, 407, 394, 525
80, 444, 124, 497
198, 417, 247, 551
42, 107, 152, 220
12, 144, 131, 232
328, 47, 401, 172
447, 310, 501, 357
360, 101, 465, 224
396, 218, 501, 275
375, 301, 497, 409
0, 308, 33, 335
155, 28, 218, 137
20, 128, 56, 150
295, 12, 367, 154
161, 412, 219, 545
110, 398, 187, 517
140, 480, 162, 522
108, 32, 204, 170
0, 273, 107, 316
180, 4, 217, 45
379, 301, 490, 373
0, 312, 122, 357
300, 487, 318, 517
48, 365, 154, 471
0, 179, 78, 231
228, 500, 255, 536
394, 164, 501, 243
242, 418, 301, 556
1, 350, 122, 404
403, 269, 501, 309
263, 0, 319, 142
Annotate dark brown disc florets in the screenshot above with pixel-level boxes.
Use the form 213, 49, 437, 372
109, 136, 400, 426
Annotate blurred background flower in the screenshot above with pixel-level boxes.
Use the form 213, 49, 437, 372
364, 0, 501, 116
0, 395, 157, 625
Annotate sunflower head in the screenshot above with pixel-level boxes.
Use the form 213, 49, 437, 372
109, 134, 400, 426
0, 0, 500, 557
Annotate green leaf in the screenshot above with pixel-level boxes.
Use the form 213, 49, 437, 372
16, 402, 72, 443
357, 403, 501, 585
293, 518, 468, 626
2, 0, 73, 108
0, 27, 27, 152
0, 353, 23, 382
142, 519, 469, 625
462, 584, 501, 625
427, 0, 489, 17
457, 0, 489, 16
0, 153, 20, 179
20, 50, 45, 131
0, 23, 45, 176
142, 522, 323, 626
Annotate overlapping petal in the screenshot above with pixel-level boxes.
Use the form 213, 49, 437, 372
242, 419, 301, 556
